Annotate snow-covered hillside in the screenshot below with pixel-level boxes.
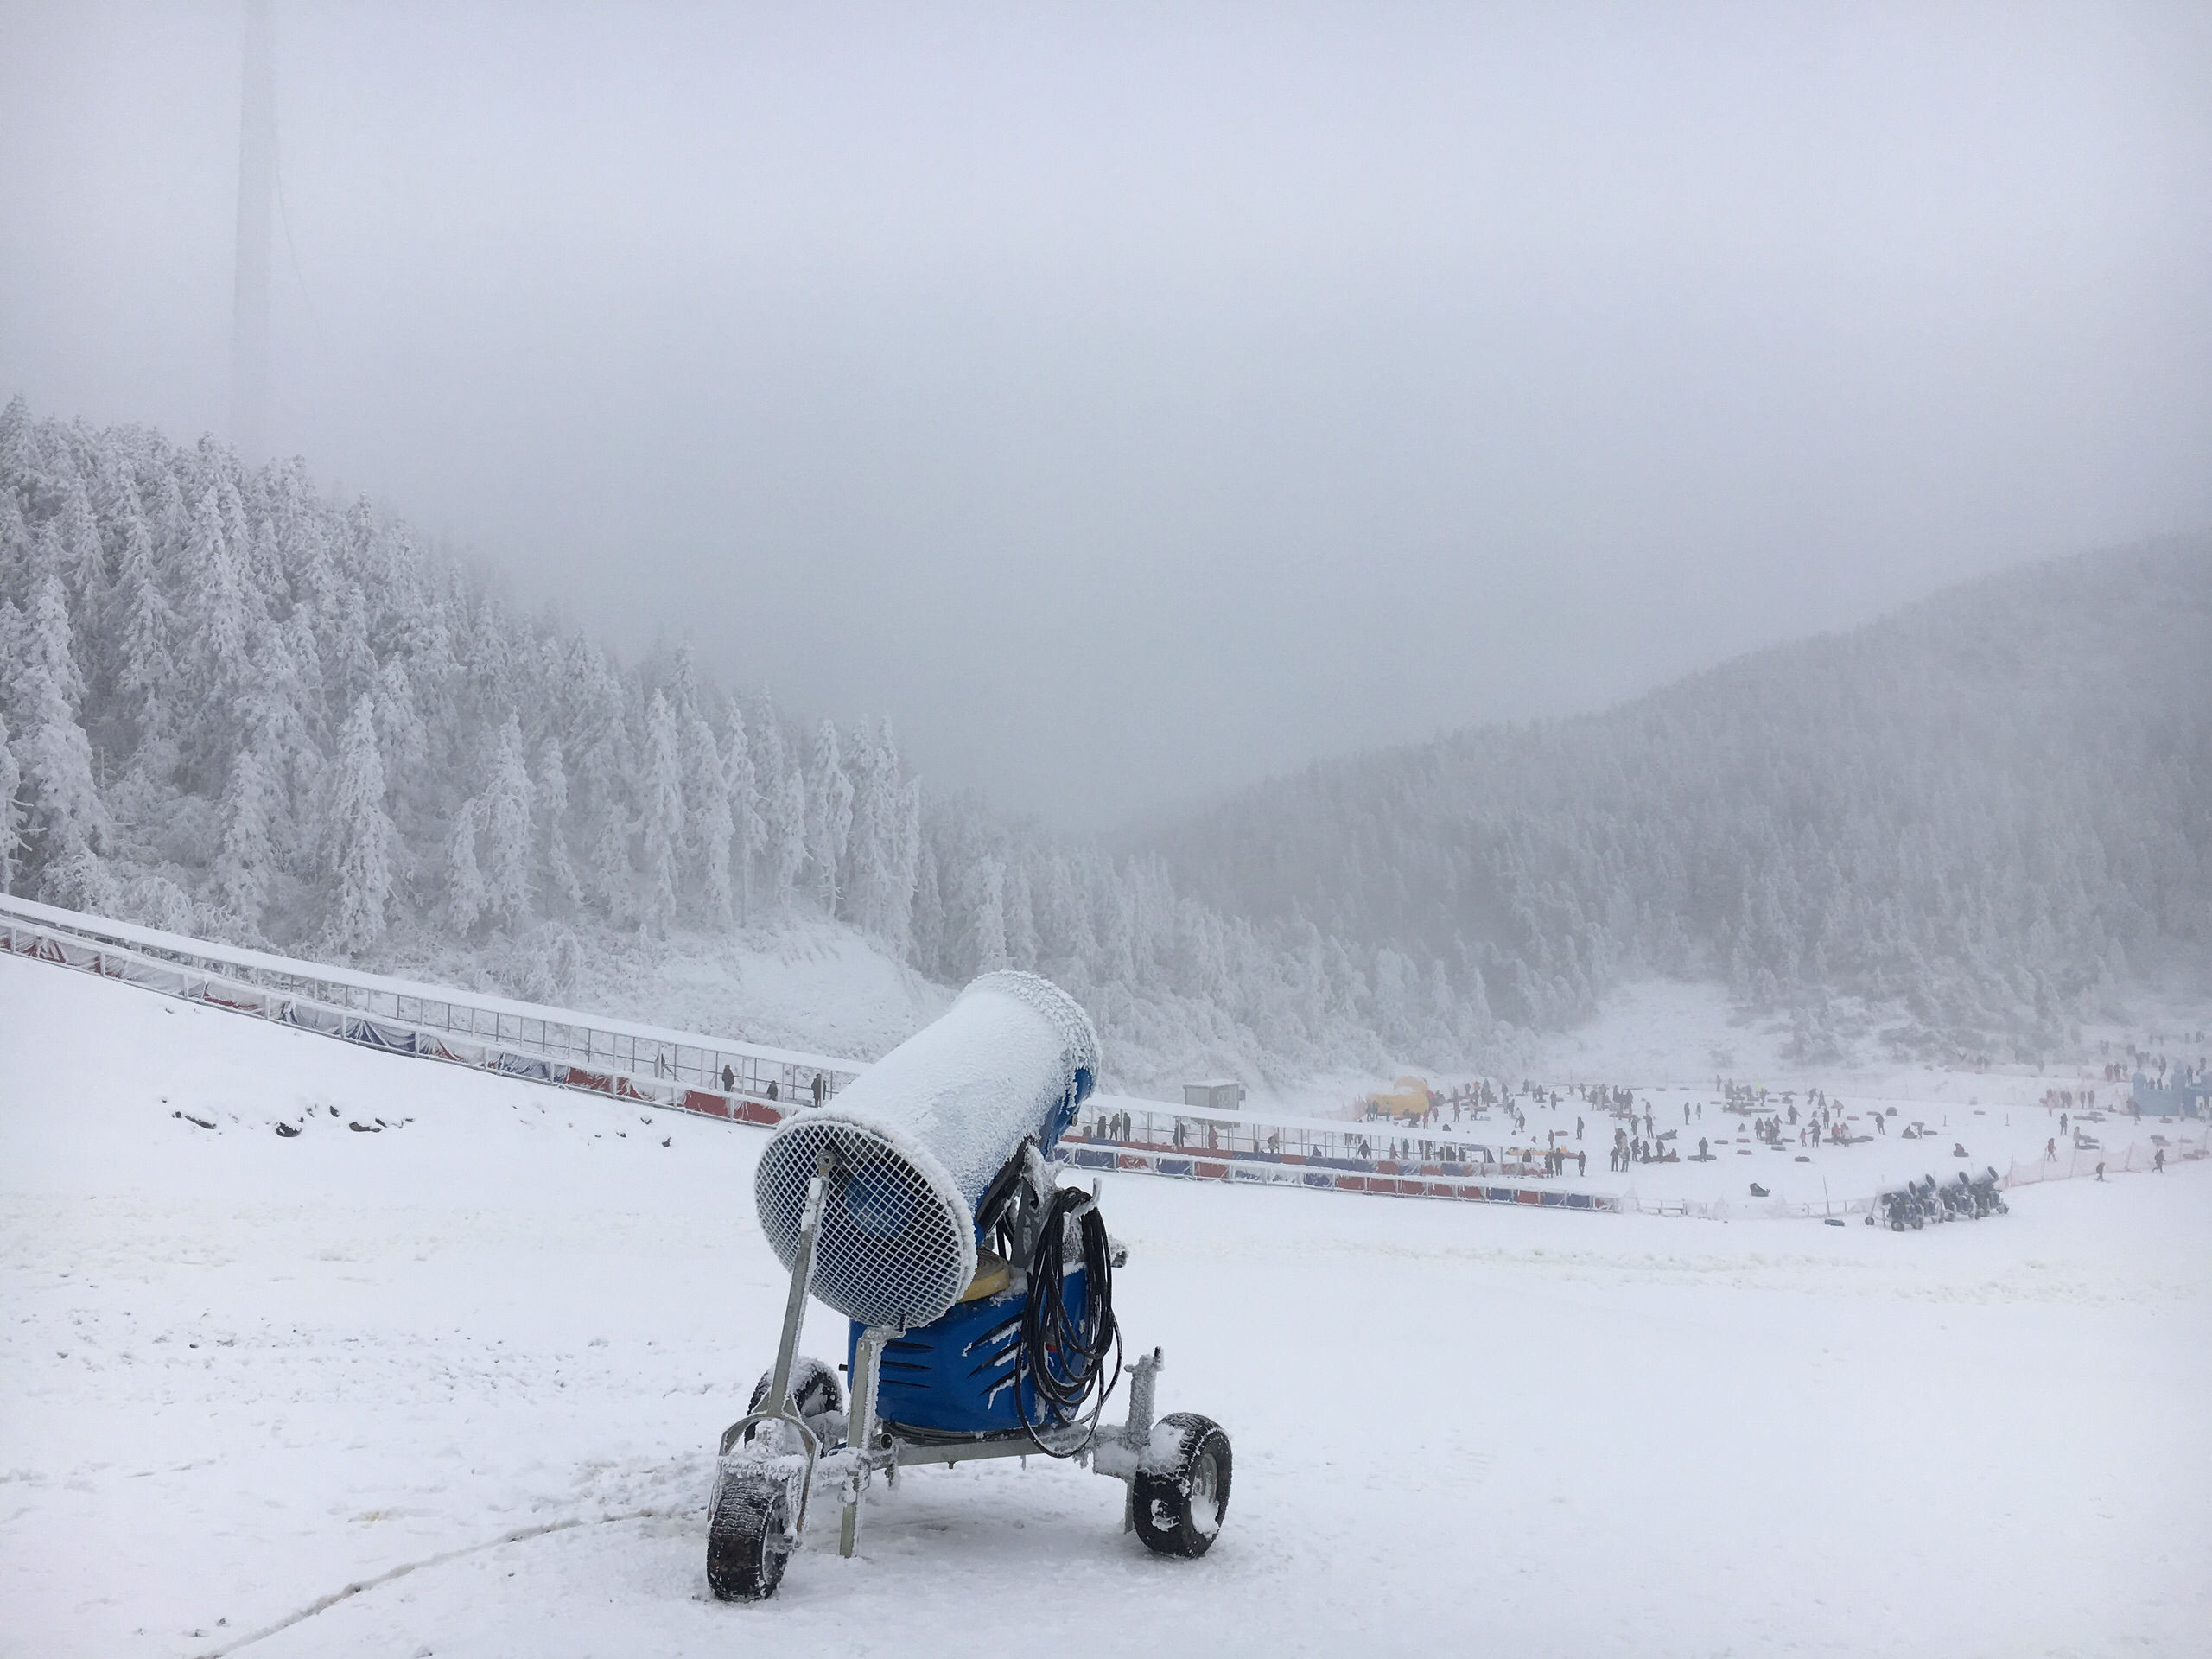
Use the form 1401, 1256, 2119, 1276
5, 953, 2207, 1659
6, 402, 2205, 1093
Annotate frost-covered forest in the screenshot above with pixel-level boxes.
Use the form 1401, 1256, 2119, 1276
1139, 537, 2212, 1061
3, 398, 2204, 1081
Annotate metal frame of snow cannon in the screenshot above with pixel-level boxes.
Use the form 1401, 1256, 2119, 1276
709, 1141, 1230, 1599
709, 1147, 834, 1592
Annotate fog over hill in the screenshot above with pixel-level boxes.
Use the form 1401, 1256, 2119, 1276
2, 398, 2202, 1082
1135, 540, 2212, 1061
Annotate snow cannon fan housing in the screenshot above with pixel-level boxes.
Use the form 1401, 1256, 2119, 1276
753, 971, 1100, 1333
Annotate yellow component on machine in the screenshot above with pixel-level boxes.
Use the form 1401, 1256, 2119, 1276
958, 1249, 1013, 1303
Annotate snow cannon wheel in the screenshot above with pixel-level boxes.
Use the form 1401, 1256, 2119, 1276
706, 1467, 791, 1602
744, 1356, 844, 1442
1133, 1413, 1232, 1560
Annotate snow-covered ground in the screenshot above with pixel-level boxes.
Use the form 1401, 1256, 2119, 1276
4, 951, 2209, 1658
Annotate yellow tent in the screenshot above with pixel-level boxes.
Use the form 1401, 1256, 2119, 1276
1364, 1075, 1435, 1121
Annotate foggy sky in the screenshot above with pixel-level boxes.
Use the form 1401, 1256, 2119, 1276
3, 2, 2209, 828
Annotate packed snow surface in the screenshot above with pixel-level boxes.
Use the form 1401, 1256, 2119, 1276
3, 953, 2208, 1658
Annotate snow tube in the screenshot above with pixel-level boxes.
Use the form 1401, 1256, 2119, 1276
753, 971, 1098, 1335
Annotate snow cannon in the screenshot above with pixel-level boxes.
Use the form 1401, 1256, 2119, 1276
707, 970, 1234, 1601
753, 969, 1101, 1334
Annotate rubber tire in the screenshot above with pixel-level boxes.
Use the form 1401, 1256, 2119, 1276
745, 1356, 842, 1441
706, 1467, 791, 1602
1133, 1412, 1232, 1560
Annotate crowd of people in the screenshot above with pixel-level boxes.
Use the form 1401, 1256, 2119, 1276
1078, 1037, 2207, 1189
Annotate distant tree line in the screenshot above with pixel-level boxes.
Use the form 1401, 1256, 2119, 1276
3, 397, 2202, 1077
1136, 536, 2212, 1062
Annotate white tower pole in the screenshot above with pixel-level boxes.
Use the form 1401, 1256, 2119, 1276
230, 0, 275, 459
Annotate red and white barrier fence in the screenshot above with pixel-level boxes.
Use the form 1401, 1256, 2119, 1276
34, 895, 2177, 1221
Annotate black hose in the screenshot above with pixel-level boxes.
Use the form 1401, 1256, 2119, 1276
1015, 1185, 1122, 1454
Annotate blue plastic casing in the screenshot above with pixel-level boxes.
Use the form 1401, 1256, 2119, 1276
849, 1268, 1090, 1437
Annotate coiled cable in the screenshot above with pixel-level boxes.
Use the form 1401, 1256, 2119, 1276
1015, 1184, 1122, 1454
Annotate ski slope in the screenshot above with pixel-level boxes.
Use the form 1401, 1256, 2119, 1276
3, 950, 2209, 1658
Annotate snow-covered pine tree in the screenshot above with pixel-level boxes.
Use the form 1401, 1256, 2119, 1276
0, 395, 26, 494
883, 776, 922, 957
721, 703, 762, 923
56, 474, 106, 614
1007, 860, 1039, 970
445, 800, 486, 936
1035, 852, 1096, 969
0, 709, 21, 893
842, 719, 884, 931
181, 485, 256, 781
806, 718, 853, 915
569, 643, 634, 922
639, 690, 684, 934
758, 712, 808, 912
964, 855, 1010, 975
683, 701, 734, 924
372, 659, 429, 784
239, 617, 320, 869
481, 715, 536, 931
842, 717, 916, 943
212, 746, 276, 937
590, 805, 634, 927
325, 696, 396, 955
0, 493, 31, 611
909, 830, 945, 976
533, 736, 585, 909
107, 482, 175, 756
7, 556, 107, 880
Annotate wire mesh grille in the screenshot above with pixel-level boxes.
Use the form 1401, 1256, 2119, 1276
754, 1118, 975, 1332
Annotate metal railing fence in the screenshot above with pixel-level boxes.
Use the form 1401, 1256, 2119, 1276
0, 895, 853, 1117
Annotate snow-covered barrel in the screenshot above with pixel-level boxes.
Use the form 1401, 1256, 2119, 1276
753, 971, 1100, 1333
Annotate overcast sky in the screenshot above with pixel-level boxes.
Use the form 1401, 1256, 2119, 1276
3, 3, 2208, 827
